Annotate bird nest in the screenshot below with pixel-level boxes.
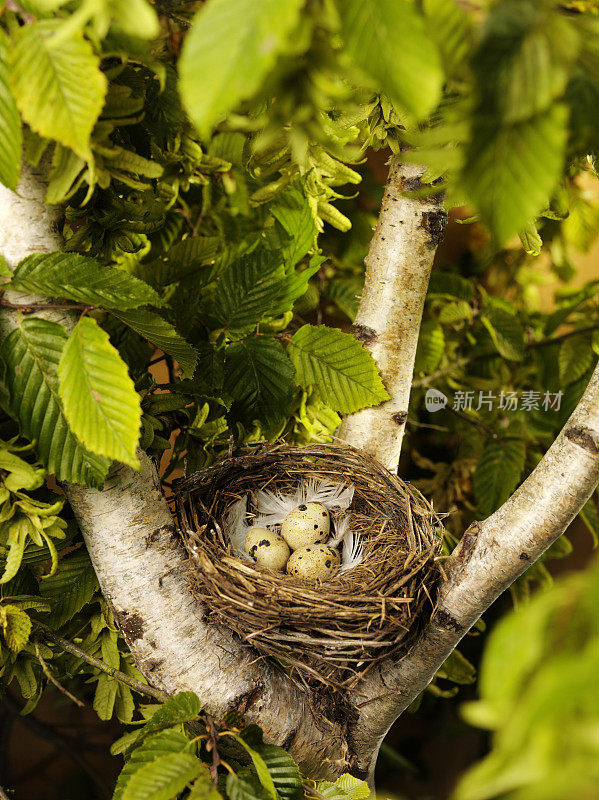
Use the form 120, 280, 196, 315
174, 443, 443, 694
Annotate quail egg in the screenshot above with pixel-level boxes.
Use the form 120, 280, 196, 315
244, 527, 290, 571
286, 544, 340, 581
281, 502, 331, 550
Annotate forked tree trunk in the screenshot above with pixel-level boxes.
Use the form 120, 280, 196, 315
1, 158, 599, 790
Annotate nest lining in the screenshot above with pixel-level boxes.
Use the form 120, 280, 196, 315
175, 443, 443, 693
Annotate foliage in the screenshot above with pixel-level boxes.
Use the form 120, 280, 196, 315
0, 0, 598, 797
454, 558, 599, 800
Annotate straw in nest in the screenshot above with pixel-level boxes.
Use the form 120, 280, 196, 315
175, 443, 443, 695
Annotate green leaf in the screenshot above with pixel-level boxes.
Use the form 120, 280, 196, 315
472, 0, 578, 124
224, 337, 295, 425
463, 104, 569, 244
0, 30, 22, 190
39, 551, 99, 627
579, 496, 599, 548
558, 335, 593, 388
93, 672, 118, 721
474, 438, 526, 517
314, 774, 370, 800
213, 251, 286, 339
480, 306, 525, 361
270, 188, 317, 266
288, 325, 389, 414
111, 692, 202, 755
0, 318, 110, 486
338, 0, 442, 118
414, 320, 445, 374
518, 221, 543, 256
179, 0, 303, 136
57, 317, 142, 468
114, 731, 193, 800
227, 735, 277, 800
9, 21, 107, 158
122, 753, 203, 800
226, 770, 271, 800
428, 271, 475, 302
111, 310, 198, 379
438, 649, 477, 685
1, 604, 32, 652
257, 745, 303, 800
11, 253, 162, 310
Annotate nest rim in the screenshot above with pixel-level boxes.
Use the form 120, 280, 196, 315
175, 442, 443, 694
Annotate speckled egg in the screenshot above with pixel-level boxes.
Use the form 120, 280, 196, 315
280, 503, 331, 550
244, 528, 290, 571
286, 544, 340, 581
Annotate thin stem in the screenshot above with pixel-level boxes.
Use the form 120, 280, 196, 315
34, 641, 85, 708
0, 299, 92, 312
34, 625, 167, 702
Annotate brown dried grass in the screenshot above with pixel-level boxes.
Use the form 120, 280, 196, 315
174, 443, 442, 693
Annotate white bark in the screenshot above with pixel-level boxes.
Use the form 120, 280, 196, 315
337, 158, 446, 473
0, 161, 350, 778
348, 364, 599, 777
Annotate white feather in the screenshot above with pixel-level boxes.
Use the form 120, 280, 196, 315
224, 497, 251, 557
254, 480, 355, 527
340, 528, 364, 573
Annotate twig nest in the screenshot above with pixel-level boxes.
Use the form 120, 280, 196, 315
281, 502, 330, 550
286, 544, 340, 580
175, 443, 443, 695
244, 528, 290, 571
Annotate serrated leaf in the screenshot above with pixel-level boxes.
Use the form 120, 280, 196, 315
258, 745, 303, 800
39, 551, 98, 627
179, 0, 303, 137
428, 272, 475, 301
111, 309, 197, 379
424, 0, 473, 76
481, 306, 525, 361
122, 753, 203, 800
414, 320, 445, 374
57, 317, 142, 468
11, 253, 162, 310
288, 325, 389, 414
463, 104, 568, 244
224, 337, 295, 425
270, 188, 316, 266
9, 21, 107, 158
558, 335, 593, 388
474, 439, 526, 517
226, 770, 271, 800
0, 30, 22, 190
213, 251, 286, 339
13, 656, 38, 699
518, 221, 543, 256
439, 300, 472, 324
314, 774, 370, 800
325, 277, 362, 321
472, 0, 578, 124
94, 672, 118, 721
113, 731, 193, 800
112, 692, 201, 756
0, 318, 110, 486
1, 604, 32, 652
228, 735, 277, 800
339, 0, 442, 118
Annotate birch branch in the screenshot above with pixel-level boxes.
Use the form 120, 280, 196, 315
0, 160, 351, 778
337, 158, 446, 473
351, 361, 599, 766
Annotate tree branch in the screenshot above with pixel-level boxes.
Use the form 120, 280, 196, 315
350, 361, 599, 770
337, 159, 446, 472
0, 160, 350, 779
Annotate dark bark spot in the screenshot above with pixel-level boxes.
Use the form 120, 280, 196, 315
298, 504, 307, 511
435, 609, 463, 632
456, 522, 480, 560
565, 426, 599, 454
146, 522, 177, 547
420, 210, 448, 249
392, 411, 408, 425
282, 726, 300, 751
116, 610, 146, 643
144, 657, 165, 672
519, 552, 530, 560
233, 685, 263, 715
349, 324, 377, 345
402, 175, 426, 193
